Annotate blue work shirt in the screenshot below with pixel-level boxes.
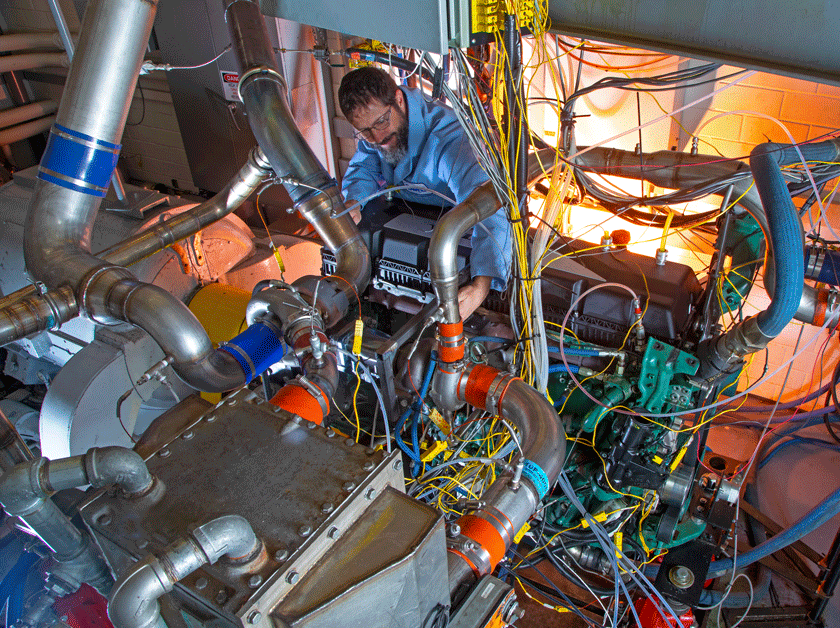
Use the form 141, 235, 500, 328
341, 87, 511, 291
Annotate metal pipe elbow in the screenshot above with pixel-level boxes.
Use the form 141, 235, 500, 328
0, 458, 45, 515
499, 379, 565, 483
429, 184, 499, 323
108, 558, 170, 628
84, 447, 153, 496
191, 514, 260, 563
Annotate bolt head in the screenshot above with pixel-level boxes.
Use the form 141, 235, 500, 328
327, 526, 339, 539
393, 460, 402, 471
669, 565, 695, 589
274, 549, 289, 562
345, 438, 355, 447
159, 448, 171, 458
307, 421, 316, 429
215, 591, 228, 604
363, 460, 375, 471
206, 414, 217, 422
291, 415, 302, 424
298, 525, 312, 537
365, 488, 376, 500
248, 575, 263, 589
195, 577, 209, 590
343, 481, 356, 491
325, 428, 335, 437
286, 571, 300, 585
182, 430, 194, 440
321, 502, 335, 513
137, 539, 149, 549
247, 610, 261, 624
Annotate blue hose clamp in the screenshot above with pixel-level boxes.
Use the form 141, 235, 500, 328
38, 124, 121, 197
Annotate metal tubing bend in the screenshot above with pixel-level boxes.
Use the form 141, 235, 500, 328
429, 184, 500, 324
226, 1, 370, 302
108, 515, 259, 628
445, 362, 565, 588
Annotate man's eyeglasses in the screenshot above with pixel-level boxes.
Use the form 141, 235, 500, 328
352, 106, 392, 141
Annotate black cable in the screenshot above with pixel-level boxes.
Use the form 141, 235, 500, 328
825, 362, 840, 445
126, 79, 145, 126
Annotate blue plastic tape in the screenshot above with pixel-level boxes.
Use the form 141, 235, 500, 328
220, 322, 284, 383
521, 459, 550, 499
37, 123, 121, 197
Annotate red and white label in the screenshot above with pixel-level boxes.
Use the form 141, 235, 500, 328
220, 70, 240, 102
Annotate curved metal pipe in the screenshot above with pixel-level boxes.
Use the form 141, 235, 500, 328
0, 446, 152, 596
225, 0, 370, 304
429, 184, 501, 324
100, 147, 272, 267
444, 365, 565, 593
108, 515, 260, 628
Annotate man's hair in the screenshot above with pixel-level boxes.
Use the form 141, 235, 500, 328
338, 67, 398, 119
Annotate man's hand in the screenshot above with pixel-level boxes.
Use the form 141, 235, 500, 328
345, 199, 362, 224
458, 276, 491, 321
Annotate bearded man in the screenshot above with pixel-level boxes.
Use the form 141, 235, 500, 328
338, 66, 511, 320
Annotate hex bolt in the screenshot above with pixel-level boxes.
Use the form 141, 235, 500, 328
206, 414, 217, 423
307, 421, 316, 429
195, 577, 209, 590
298, 525, 312, 537
247, 611, 261, 624
97, 513, 112, 526
321, 502, 334, 513
274, 549, 289, 562
182, 430, 194, 440
286, 571, 300, 585
215, 591, 228, 605
669, 565, 695, 589
393, 460, 402, 471
228, 399, 238, 406
248, 575, 263, 589
291, 415, 302, 424
365, 488, 376, 500
343, 481, 356, 491
448, 523, 461, 537
327, 526, 339, 539
365, 448, 375, 455
325, 428, 335, 438
137, 539, 148, 550
344, 438, 355, 447
159, 448, 171, 458
363, 461, 375, 471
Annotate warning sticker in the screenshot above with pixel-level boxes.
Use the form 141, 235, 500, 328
220, 70, 240, 102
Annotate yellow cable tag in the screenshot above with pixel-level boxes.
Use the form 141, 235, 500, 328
670, 446, 688, 472
513, 522, 531, 544
428, 408, 451, 436
272, 248, 285, 273
615, 531, 624, 558
352, 319, 364, 355
580, 512, 608, 529
421, 440, 448, 462
652, 455, 663, 465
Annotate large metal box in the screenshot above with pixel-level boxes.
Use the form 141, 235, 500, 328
79, 387, 448, 628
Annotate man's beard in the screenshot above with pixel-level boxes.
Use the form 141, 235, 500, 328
377, 114, 409, 166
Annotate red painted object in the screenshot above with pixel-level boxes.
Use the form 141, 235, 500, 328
633, 597, 694, 628
52, 583, 114, 628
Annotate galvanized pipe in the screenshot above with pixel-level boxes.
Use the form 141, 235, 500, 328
0, 52, 68, 73
225, 0, 370, 301
0, 32, 65, 53
108, 515, 260, 628
0, 407, 34, 471
0, 446, 152, 596
0, 100, 58, 129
